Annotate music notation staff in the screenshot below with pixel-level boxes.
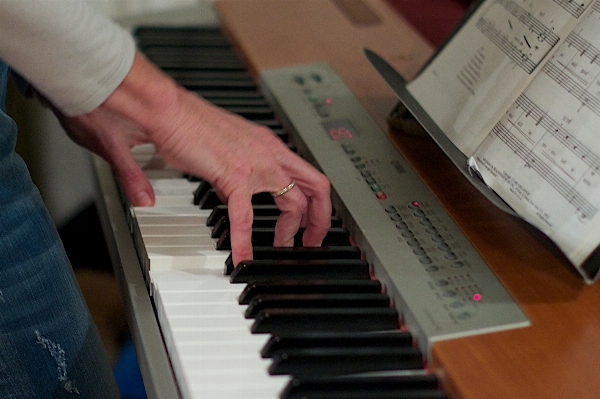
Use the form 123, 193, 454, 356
542, 37, 600, 118
554, 0, 592, 18
514, 94, 600, 178
492, 104, 598, 219
476, 0, 560, 74
487, 5, 600, 222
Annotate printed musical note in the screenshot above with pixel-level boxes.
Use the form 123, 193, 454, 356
553, 0, 592, 19
492, 119, 597, 218
542, 32, 600, 117
477, 0, 559, 74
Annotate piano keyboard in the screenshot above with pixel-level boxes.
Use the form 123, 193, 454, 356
116, 26, 528, 398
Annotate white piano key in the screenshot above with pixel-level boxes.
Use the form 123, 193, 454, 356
154, 195, 195, 207
136, 215, 207, 226
134, 171, 287, 399
139, 225, 211, 236
132, 146, 184, 176
153, 187, 196, 197
170, 329, 267, 344
174, 336, 269, 351
188, 385, 286, 399
187, 380, 287, 399
184, 369, 283, 383
180, 360, 275, 379
183, 370, 286, 398
179, 343, 268, 361
152, 271, 286, 399
146, 248, 229, 272
164, 302, 245, 318
131, 143, 157, 155
143, 236, 213, 247
169, 324, 283, 396
144, 169, 183, 178
151, 269, 232, 288
149, 178, 198, 189
134, 206, 210, 217
158, 289, 242, 303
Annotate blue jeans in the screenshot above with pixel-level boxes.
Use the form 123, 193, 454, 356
0, 61, 120, 398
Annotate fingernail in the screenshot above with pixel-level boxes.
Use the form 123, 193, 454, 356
135, 191, 152, 206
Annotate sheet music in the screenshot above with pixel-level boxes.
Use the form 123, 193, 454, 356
408, 0, 588, 156
471, 2, 600, 266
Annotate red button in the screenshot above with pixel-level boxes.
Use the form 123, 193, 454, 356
376, 191, 387, 200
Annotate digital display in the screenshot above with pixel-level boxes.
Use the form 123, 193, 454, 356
321, 119, 359, 141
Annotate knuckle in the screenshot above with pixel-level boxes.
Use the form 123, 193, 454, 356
286, 193, 308, 213
235, 211, 254, 227
313, 173, 331, 195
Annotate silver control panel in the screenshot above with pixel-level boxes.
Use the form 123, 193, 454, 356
260, 62, 529, 355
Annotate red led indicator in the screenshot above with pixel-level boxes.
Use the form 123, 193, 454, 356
412, 201, 419, 207
326, 98, 332, 104
328, 127, 354, 140
322, 119, 358, 141
473, 294, 482, 301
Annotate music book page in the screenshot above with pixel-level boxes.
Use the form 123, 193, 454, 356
407, 0, 600, 276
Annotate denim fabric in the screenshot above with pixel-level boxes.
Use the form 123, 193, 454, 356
0, 60, 120, 398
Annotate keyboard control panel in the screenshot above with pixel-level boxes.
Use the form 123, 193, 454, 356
260, 63, 529, 354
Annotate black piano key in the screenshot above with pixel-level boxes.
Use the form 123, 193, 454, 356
281, 375, 448, 399
251, 245, 360, 259
226, 245, 362, 275
199, 189, 277, 209
239, 279, 379, 305
148, 57, 247, 71
206, 204, 229, 226
210, 216, 228, 238
174, 77, 259, 92
164, 70, 253, 82
213, 215, 343, 240
197, 189, 223, 209
206, 204, 281, 227
281, 390, 448, 399
271, 128, 290, 142
194, 90, 266, 101
212, 214, 285, 239
250, 192, 275, 205
217, 105, 276, 120
134, 27, 231, 48
144, 48, 247, 71
261, 330, 413, 358
143, 46, 239, 57
250, 307, 400, 334
217, 227, 351, 250
193, 180, 212, 205
184, 173, 202, 182
269, 346, 424, 377
245, 293, 390, 318
250, 119, 284, 130
230, 258, 369, 283
208, 98, 271, 107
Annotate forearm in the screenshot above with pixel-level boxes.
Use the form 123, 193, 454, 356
0, 0, 134, 116
99, 51, 184, 146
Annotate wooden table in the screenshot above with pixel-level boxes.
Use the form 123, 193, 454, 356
215, 1, 600, 397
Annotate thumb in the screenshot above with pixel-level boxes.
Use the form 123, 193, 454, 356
112, 153, 155, 207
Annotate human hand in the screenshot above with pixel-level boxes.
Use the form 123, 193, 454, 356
56, 51, 332, 266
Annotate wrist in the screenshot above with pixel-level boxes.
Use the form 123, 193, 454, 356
102, 50, 183, 137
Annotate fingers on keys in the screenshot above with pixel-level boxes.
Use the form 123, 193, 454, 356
226, 176, 331, 266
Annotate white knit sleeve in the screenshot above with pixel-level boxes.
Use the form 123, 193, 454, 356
0, 0, 136, 116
